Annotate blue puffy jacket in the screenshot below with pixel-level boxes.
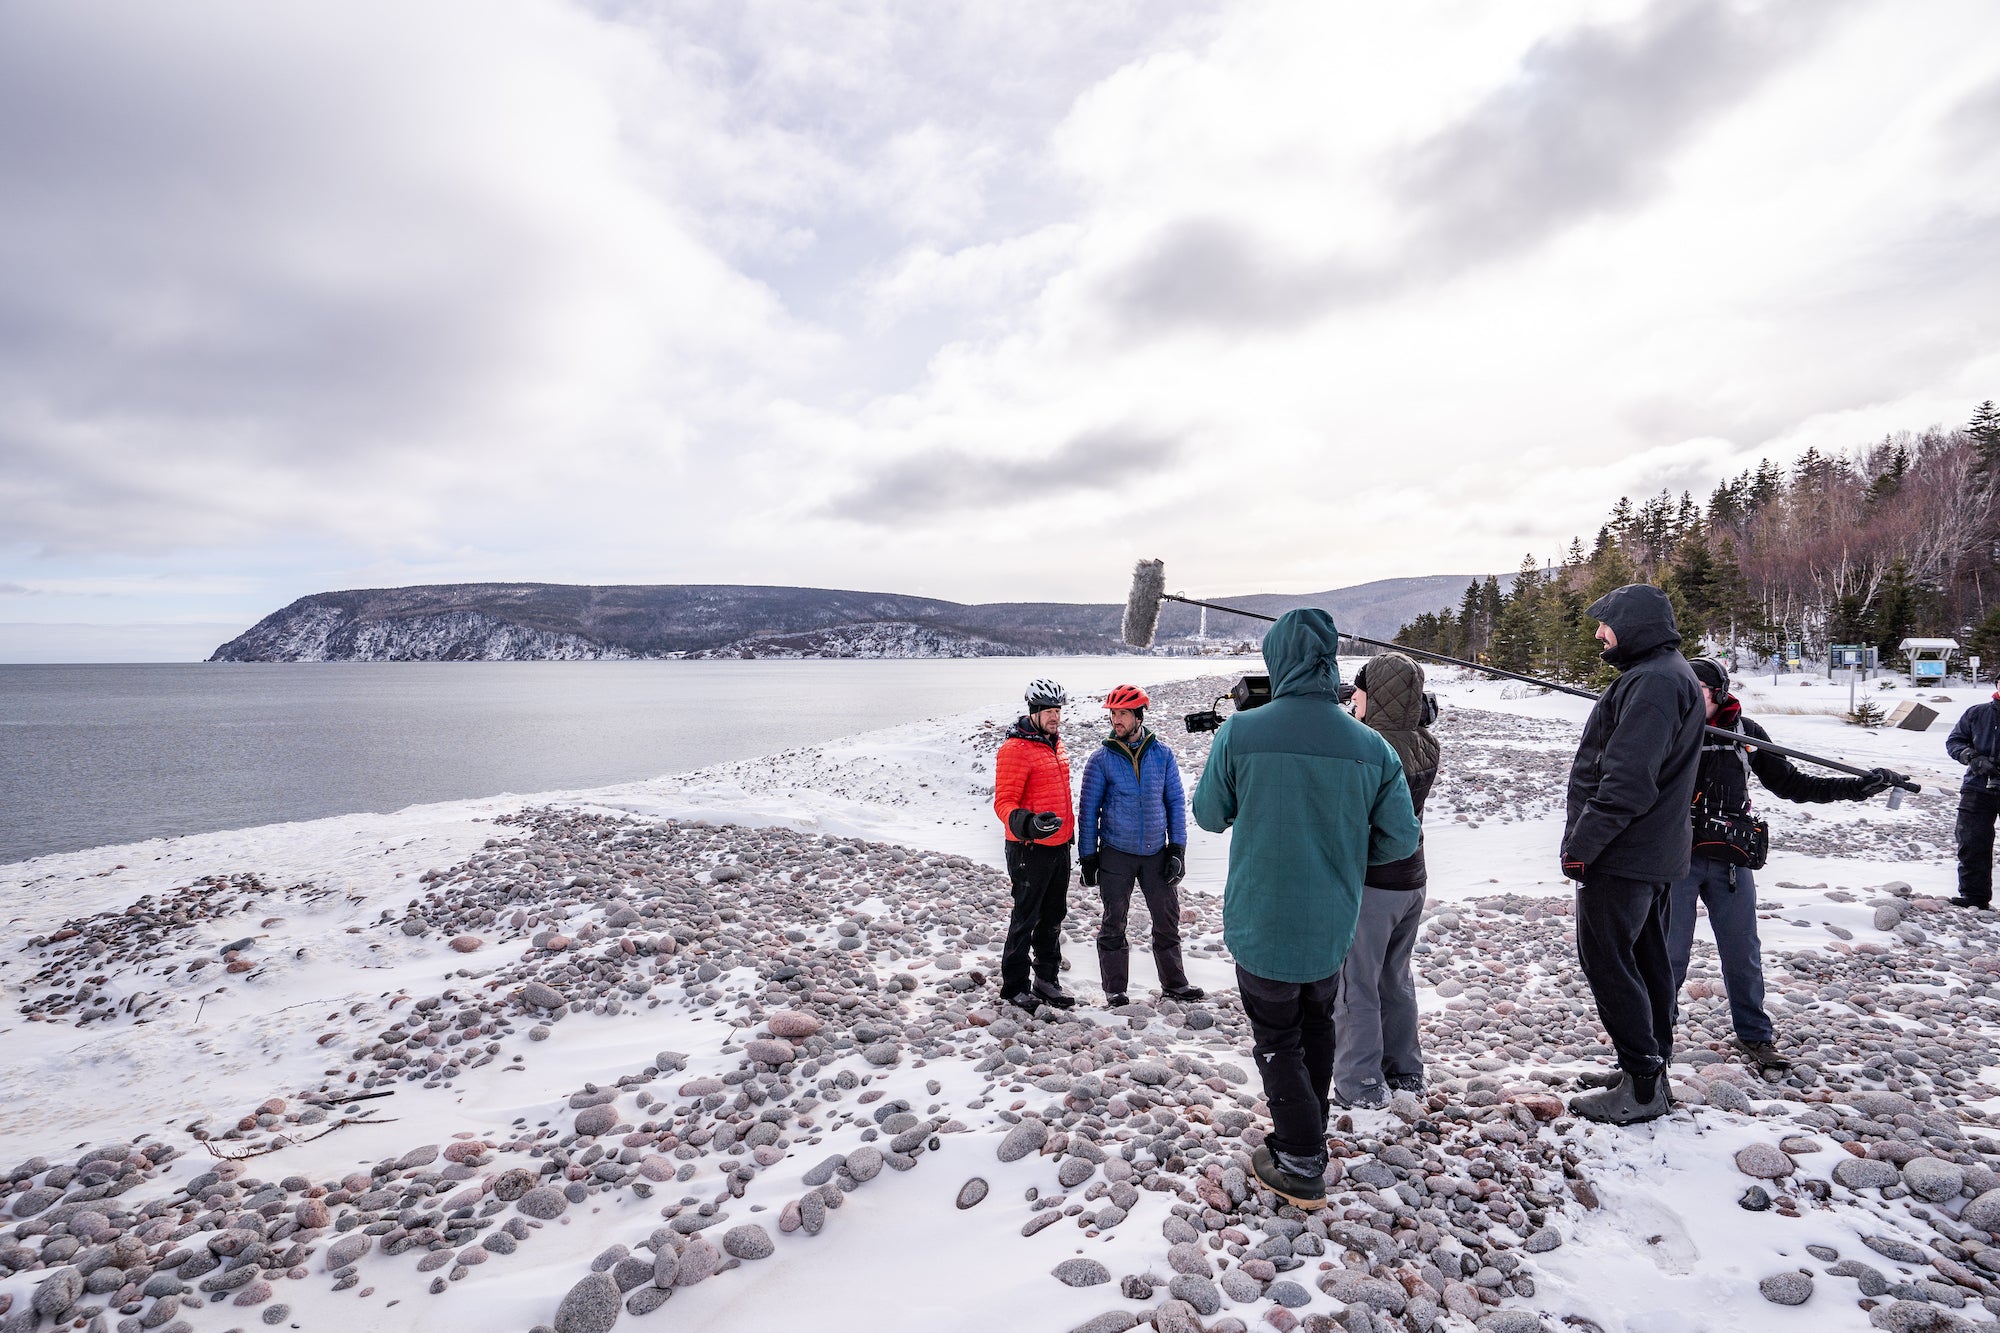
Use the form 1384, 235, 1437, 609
1078, 728, 1186, 858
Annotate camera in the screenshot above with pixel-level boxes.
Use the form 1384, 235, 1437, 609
1185, 675, 1272, 733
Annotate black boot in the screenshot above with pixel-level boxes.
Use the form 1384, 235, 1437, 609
1250, 1144, 1327, 1211
1949, 895, 1992, 910
1733, 1037, 1792, 1071
1032, 978, 1076, 1009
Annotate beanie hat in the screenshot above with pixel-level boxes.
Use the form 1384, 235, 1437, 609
1689, 656, 1729, 691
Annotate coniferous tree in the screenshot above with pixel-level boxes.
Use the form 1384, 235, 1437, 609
1967, 604, 2000, 681
1457, 580, 1486, 659
1491, 556, 1544, 673
1664, 531, 1718, 637
1971, 400, 2000, 477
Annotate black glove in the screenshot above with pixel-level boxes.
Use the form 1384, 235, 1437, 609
1856, 768, 1894, 797
1561, 858, 1588, 884
1972, 755, 2000, 779
1163, 844, 1186, 886
1080, 855, 1100, 887
1008, 809, 1063, 841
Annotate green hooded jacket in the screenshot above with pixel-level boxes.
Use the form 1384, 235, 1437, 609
1192, 609, 1421, 982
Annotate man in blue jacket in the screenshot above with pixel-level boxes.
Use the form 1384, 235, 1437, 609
1079, 684, 1203, 1008
1948, 688, 2000, 909
1193, 611, 1420, 1210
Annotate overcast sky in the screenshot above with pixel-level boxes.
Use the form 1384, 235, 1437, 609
3, 0, 1997, 660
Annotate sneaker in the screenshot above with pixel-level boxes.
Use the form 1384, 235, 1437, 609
1733, 1037, 1793, 1072
1003, 990, 1043, 1013
1162, 985, 1206, 1002
1386, 1073, 1425, 1095
1569, 1070, 1669, 1125
1103, 993, 1129, 1008
1949, 896, 1993, 910
1032, 979, 1077, 1009
1250, 1144, 1327, 1211
1336, 1084, 1389, 1111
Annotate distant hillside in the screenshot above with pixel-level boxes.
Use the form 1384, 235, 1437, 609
209, 576, 1498, 662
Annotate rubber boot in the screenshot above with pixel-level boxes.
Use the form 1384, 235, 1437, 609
1568, 1070, 1669, 1125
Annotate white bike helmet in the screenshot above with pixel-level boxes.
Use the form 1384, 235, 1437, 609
1024, 678, 1068, 710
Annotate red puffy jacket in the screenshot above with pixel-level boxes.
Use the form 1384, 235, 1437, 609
994, 717, 1074, 844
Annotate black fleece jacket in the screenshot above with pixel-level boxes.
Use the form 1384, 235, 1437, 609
1562, 585, 1705, 883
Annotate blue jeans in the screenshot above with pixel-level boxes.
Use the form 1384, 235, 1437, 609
1666, 855, 1772, 1044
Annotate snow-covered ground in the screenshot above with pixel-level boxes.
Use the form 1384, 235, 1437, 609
1, 663, 1995, 1333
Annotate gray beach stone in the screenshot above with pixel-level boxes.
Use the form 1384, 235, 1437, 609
553, 1271, 620, 1333
998, 1121, 1048, 1162
1834, 1157, 1901, 1191
1734, 1143, 1793, 1179
516, 1185, 569, 1219
1904, 1157, 1967, 1203
1760, 1272, 1813, 1305
721, 1225, 773, 1260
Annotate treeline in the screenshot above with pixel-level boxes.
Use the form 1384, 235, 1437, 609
1396, 402, 2000, 685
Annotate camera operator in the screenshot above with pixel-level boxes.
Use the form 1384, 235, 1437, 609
1670, 658, 1893, 1071
1948, 686, 2000, 909
1560, 584, 1704, 1126
1193, 610, 1420, 1210
1078, 685, 1203, 1008
1332, 652, 1440, 1109
993, 678, 1077, 1013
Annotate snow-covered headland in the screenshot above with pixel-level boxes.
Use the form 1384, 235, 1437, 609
1, 668, 1996, 1333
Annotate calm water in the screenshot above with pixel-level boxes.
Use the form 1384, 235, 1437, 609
0, 658, 1214, 864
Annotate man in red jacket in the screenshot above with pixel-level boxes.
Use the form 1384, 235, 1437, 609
994, 678, 1077, 1012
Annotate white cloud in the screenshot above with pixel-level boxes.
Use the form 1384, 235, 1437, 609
2, 0, 1997, 639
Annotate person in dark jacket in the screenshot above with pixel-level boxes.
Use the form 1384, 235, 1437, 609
1193, 610, 1420, 1209
1670, 657, 1892, 1071
1078, 684, 1203, 1008
993, 678, 1078, 1012
1560, 584, 1704, 1124
1947, 690, 2000, 908
1331, 652, 1440, 1109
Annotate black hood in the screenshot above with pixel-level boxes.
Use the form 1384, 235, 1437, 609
1587, 584, 1682, 668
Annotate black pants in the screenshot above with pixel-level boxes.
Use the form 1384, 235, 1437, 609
1236, 965, 1337, 1162
1001, 840, 1070, 996
1959, 789, 2000, 904
1575, 870, 1675, 1076
1095, 846, 1189, 996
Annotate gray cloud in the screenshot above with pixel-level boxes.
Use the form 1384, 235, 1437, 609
1944, 75, 2000, 163
1095, 218, 1383, 332
825, 427, 1180, 522
1100, 0, 1848, 333
1396, 0, 1835, 265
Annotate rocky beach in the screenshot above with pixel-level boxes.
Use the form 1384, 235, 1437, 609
0, 669, 1992, 1333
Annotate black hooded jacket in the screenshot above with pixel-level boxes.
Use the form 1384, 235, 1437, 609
1562, 585, 1705, 882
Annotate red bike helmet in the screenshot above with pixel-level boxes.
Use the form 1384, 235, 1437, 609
1104, 684, 1150, 711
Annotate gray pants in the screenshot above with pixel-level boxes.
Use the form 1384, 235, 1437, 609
1332, 886, 1425, 1101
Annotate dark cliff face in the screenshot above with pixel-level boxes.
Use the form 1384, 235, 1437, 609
209, 577, 1492, 662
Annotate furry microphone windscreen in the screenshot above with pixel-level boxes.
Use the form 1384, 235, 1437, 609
1123, 559, 1166, 647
